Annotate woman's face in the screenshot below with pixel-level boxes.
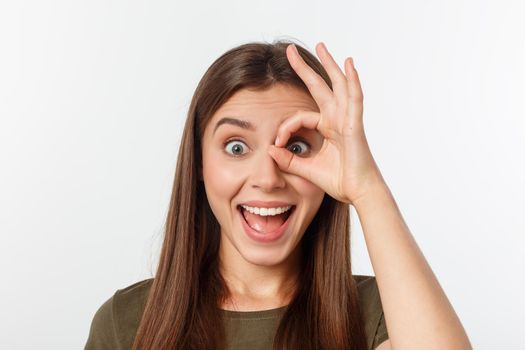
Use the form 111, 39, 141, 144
201, 84, 325, 267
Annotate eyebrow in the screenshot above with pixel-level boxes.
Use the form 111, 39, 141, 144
213, 117, 256, 135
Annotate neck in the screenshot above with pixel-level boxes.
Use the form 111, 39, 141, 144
218, 241, 302, 311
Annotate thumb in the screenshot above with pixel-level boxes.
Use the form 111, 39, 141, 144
267, 145, 313, 181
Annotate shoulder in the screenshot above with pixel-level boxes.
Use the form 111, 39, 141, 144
353, 274, 383, 322
353, 274, 381, 304
113, 278, 154, 315
353, 274, 389, 350
85, 278, 154, 349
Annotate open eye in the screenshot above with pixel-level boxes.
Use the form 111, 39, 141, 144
287, 138, 311, 156
223, 139, 249, 157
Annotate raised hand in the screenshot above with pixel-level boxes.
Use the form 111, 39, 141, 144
267, 42, 387, 205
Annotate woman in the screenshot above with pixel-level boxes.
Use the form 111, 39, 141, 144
85, 40, 472, 349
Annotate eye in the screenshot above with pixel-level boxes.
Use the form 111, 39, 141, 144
223, 139, 249, 157
287, 138, 311, 156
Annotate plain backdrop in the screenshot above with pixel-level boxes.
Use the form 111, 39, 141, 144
1, 0, 523, 349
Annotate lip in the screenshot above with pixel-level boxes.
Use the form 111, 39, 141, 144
237, 205, 296, 243
239, 200, 294, 208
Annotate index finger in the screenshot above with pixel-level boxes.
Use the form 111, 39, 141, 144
275, 110, 321, 147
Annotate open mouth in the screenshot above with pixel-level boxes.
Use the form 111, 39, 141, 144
237, 204, 296, 232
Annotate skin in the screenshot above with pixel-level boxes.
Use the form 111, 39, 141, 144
201, 84, 326, 311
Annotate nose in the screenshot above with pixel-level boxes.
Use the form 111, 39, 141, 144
249, 146, 286, 192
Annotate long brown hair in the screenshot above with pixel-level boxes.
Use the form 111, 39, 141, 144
131, 39, 368, 350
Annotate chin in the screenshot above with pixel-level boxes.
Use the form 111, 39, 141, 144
239, 243, 300, 267
239, 248, 288, 267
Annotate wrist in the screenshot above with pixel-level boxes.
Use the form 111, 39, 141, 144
350, 181, 392, 209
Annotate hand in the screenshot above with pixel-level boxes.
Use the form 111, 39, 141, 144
267, 42, 387, 205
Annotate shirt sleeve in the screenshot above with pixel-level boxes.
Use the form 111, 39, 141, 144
372, 310, 389, 349
84, 295, 120, 350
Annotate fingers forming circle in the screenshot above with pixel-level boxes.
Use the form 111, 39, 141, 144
275, 110, 321, 147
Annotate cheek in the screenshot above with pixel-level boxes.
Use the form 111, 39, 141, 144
202, 152, 244, 210
291, 175, 325, 200
291, 176, 325, 229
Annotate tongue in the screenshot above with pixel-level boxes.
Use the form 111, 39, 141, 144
242, 209, 287, 233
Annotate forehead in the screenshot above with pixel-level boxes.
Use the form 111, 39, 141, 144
209, 84, 319, 126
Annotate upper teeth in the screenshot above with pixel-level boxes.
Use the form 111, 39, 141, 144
241, 205, 292, 216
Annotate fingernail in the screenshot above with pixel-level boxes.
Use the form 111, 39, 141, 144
275, 136, 280, 146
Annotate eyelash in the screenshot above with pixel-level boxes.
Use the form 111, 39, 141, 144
223, 137, 311, 158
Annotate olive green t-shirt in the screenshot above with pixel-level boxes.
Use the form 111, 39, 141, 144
84, 275, 389, 350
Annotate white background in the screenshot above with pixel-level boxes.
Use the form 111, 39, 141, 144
1, 0, 523, 349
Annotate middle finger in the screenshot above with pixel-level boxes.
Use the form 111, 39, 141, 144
287, 44, 334, 110
315, 42, 350, 103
